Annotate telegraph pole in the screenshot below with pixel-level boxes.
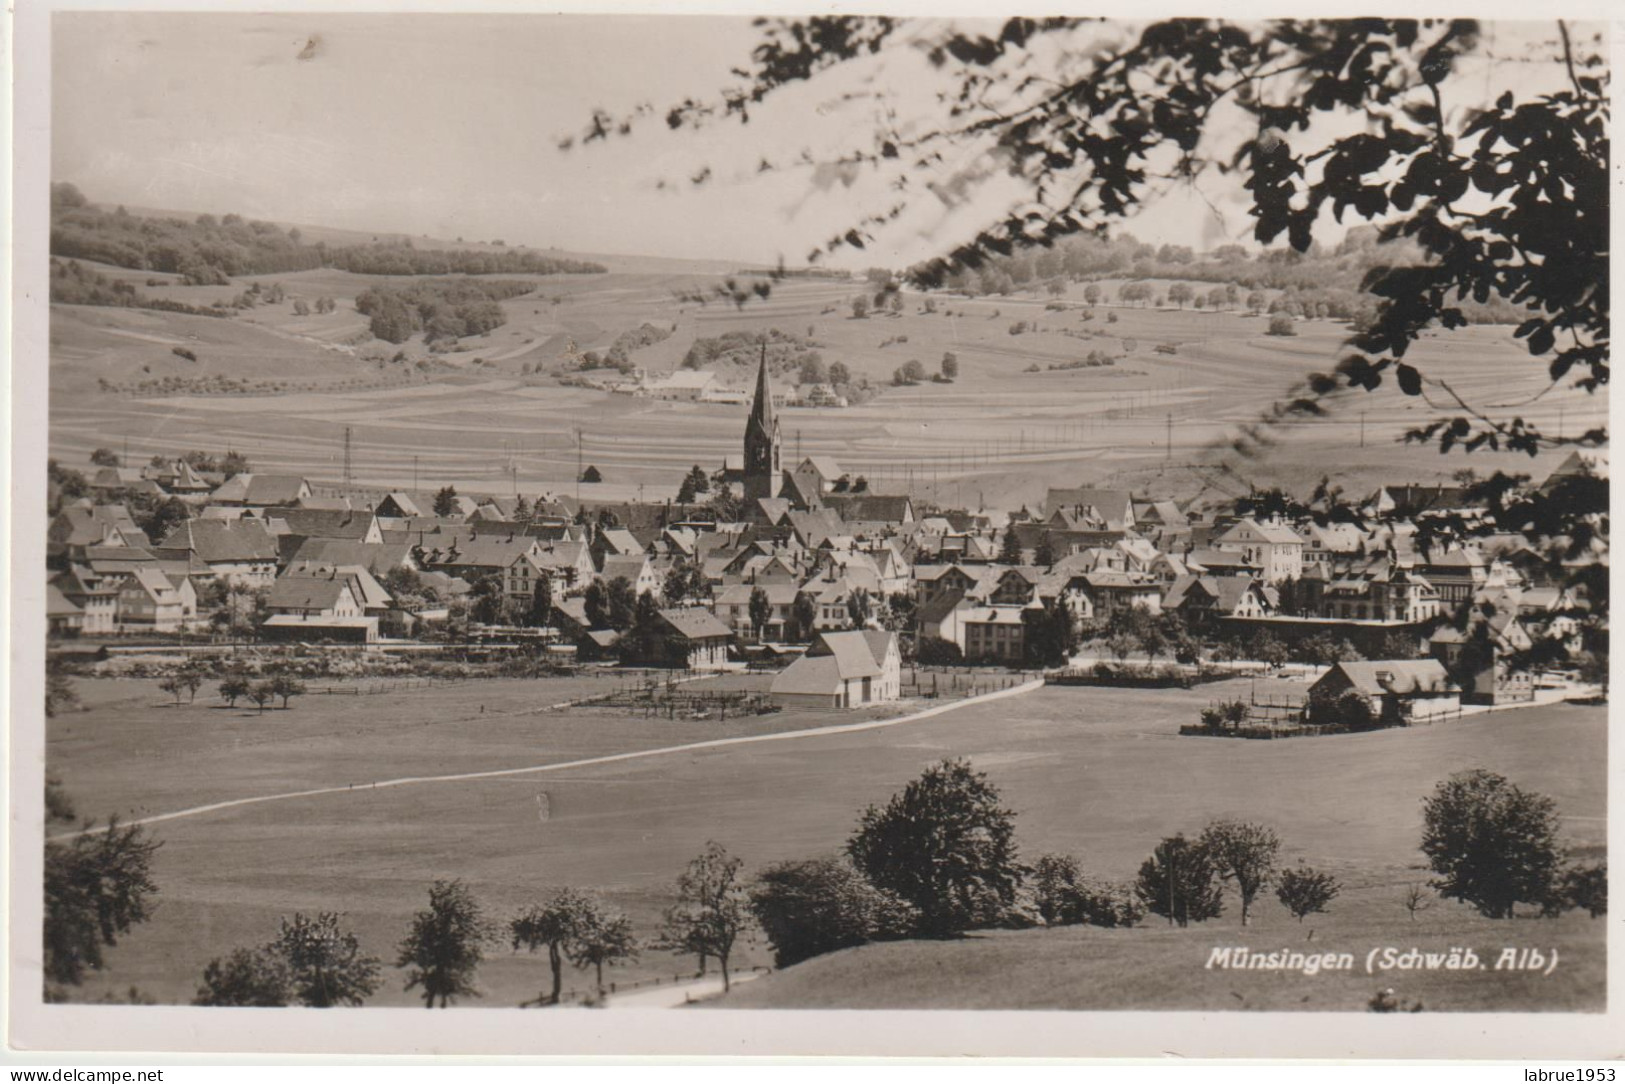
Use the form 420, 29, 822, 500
1165, 413, 1173, 461
575, 427, 583, 503
412, 455, 419, 492
342, 426, 353, 490
1359, 412, 1366, 448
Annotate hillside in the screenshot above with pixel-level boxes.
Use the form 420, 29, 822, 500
710, 903, 1605, 1012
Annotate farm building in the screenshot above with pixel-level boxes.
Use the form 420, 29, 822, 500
649, 607, 734, 670
1308, 659, 1460, 723
771, 630, 901, 710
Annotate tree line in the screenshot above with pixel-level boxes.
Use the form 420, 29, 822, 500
49, 184, 606, 282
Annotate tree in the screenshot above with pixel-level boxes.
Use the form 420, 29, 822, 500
397, 880, 492, 1008
1266, 313, 1297, 337
749, 856, 917, 968
1083, 283, 1100, 305
828, 361, 852, 385
580, 464, 603, 484
1031, 853, 1083, 927
1033, 533, 1057, 568
246, 681, 276, 715
567, 902, 639, 995
788, 592, 818, 643
432, 486, 459, 517
1167, 282, 1193, 309
1199, 820, 1280, 926
511, 888, 594, 1005
677, 464, 711, 504
45, 658, 81, 719
158, 675, 186, 706
799, 355, 828, 385
940, 352, 959, 380
582, 580, 609, 630
657, 841, 751, 991
293, 299, 311, 316
901, 358, 926, 383
1420, 769, 1565, 918
43, 817, 162, 987
1022, 599, 1077, 668
1246, 290, 1267, 314
194, 947, 291, 1007
846, 758, 1022, 937
528, 575, 554, 629
89, 447, 120, 467
218, 675, 250, 708
997, 528, 1024, 565
1403, 882, 1433, 922
1105, 631, 1138, 666
1560, 862, 1607, 919
269, 675, 306, 710
748, 586, 773, 643
850, 296, 868, 319
1275, 865, 1341, 923
605, 576, 637, 631
267, 912, 382, 1008
1134, 833, 1224, 927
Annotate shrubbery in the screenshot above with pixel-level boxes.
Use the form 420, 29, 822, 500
750, 856, 917, 968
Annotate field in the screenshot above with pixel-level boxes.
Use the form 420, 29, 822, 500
48, 263, 1605, 510
47, 675, 1606, 1010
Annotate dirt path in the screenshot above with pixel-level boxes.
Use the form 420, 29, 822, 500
605, 970, 764, 1009
52, 680, 1045, 840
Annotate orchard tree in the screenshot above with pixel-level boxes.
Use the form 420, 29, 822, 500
847, 758, 1022, 936
1199, 820, 1281, 926
567, 902, 639, 995
657, 841, 751, 991
511, 888, 594, 1006
1420, 769, 1564, 918
397, 880, 493, 1008
266, 912, 381, 1008
1275, 865, 1341, 923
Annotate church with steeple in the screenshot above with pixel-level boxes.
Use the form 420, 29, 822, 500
743, 347, 783, 501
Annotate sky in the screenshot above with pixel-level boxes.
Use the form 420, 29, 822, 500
51, 14, 1589, 268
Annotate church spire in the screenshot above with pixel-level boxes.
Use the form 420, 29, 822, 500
750, 343, 775, 433
743, 343, 782, 500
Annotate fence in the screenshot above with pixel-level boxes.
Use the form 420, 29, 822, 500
903, 666, 1039, 700
306, 676, 467, 696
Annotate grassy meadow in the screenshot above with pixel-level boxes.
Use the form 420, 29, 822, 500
47, 674, 1606, 1010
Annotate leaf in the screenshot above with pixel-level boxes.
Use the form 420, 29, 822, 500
1395, 363, 1423, 396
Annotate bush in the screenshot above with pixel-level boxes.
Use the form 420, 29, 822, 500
916, 636, 964, 666
750, 856, 917, 968
1266, 314, 1297, 336
1033, 857, 1142, 927
172, 346, 198, 362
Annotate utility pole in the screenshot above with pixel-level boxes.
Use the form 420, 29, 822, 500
413, 455, 419, 492
575, 426, 583, 504
1359, 412, 1366, 448
1165, 413, 1172, 461
342, 426, 352, 490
